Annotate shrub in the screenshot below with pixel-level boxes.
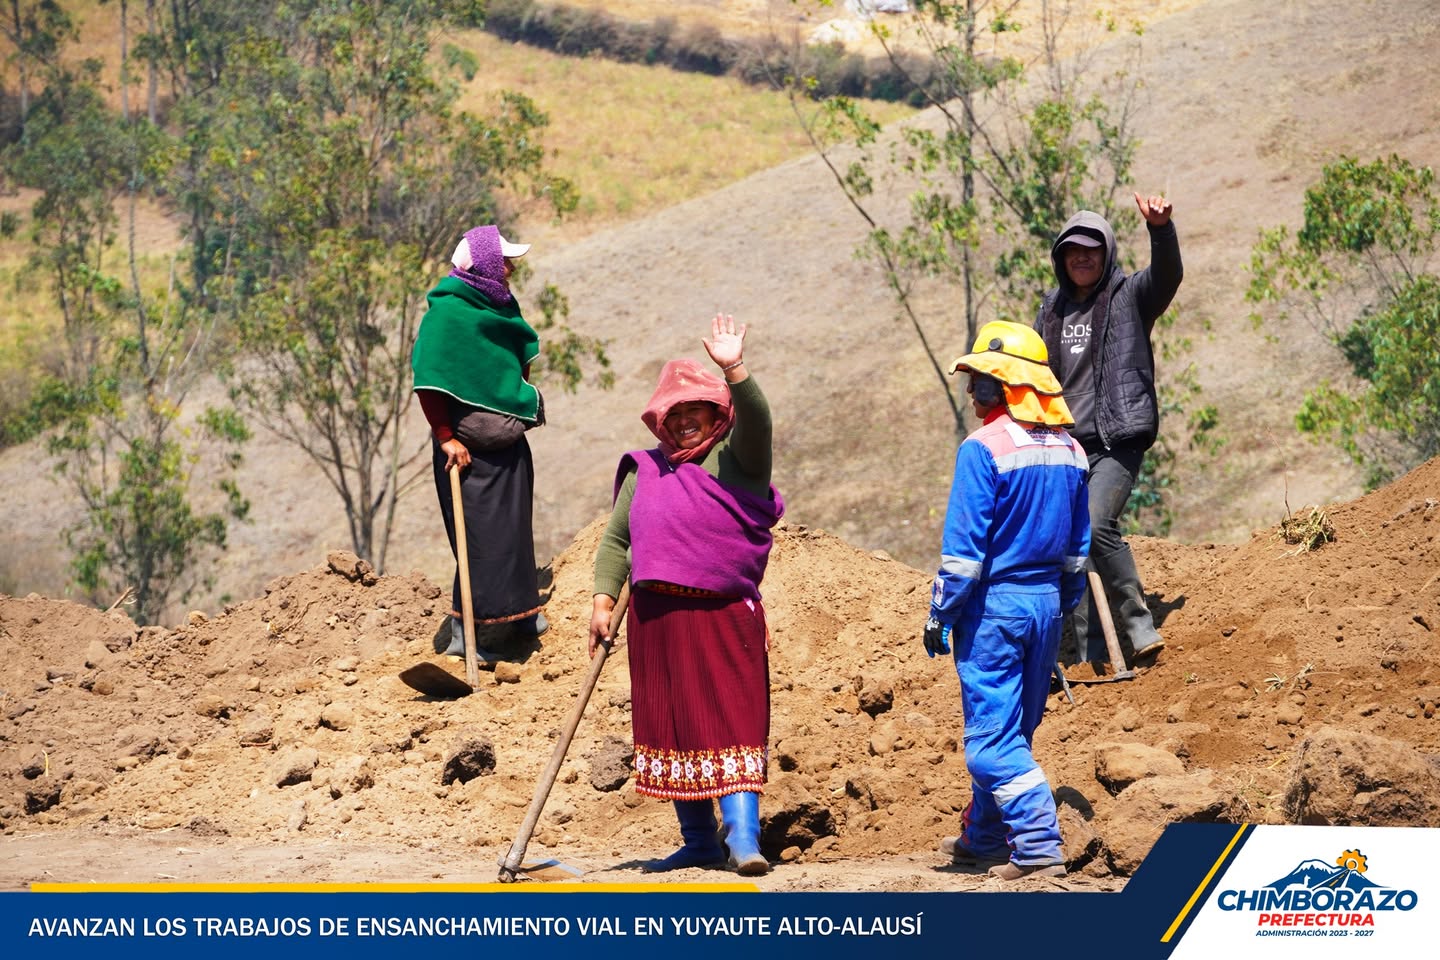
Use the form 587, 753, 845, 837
478, 1, 930, 103
672, 22, 733, 76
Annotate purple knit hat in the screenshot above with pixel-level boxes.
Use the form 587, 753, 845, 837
448, 225, 528, 304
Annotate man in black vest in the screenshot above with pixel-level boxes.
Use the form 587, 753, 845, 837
1035, 194, 1182, 667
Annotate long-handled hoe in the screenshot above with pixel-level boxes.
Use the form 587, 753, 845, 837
400, 464, 481, 698
497, 583, 630, 882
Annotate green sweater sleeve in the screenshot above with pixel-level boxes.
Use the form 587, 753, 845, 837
711, 374, 771, 495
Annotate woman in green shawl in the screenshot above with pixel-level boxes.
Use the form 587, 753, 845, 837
412, 225, 548, 659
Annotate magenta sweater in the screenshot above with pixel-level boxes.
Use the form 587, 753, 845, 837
618, 449, 783, 600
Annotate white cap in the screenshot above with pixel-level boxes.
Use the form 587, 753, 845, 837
450, 233, 532, 271
498, 234, 531, 258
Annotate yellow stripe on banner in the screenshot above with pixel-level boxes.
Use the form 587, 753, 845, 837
1160, 823, 1251, 944
32, 883, 760, 894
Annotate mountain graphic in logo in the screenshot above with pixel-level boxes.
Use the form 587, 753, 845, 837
1267, 850, 1381, 892
1216, 847, 1419, 916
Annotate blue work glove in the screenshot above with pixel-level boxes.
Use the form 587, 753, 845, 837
923, 616, 952, 658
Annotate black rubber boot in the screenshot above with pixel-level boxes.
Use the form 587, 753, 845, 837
1071, 552, 1164, 664
1068, 590, 1103, 664
1104, 545, 1164, 659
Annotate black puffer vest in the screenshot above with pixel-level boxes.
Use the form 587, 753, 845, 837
1036, 216, 1181, 452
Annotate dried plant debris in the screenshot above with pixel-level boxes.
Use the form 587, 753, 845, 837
1277, 507, 1336, 555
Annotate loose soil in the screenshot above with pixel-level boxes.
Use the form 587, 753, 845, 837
3, 458, 1438, 890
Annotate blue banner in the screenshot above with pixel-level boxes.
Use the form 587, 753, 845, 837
4, 825, 1436, 959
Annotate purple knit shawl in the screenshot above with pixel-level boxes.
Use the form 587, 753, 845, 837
618, 449, 784, 600
449, 225, 514, 305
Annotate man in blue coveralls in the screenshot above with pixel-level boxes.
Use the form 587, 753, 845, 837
923, 320, 1091, 881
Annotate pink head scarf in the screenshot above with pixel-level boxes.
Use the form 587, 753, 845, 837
641, 359, 734, 464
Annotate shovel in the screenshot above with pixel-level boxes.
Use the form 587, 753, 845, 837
400, 464, 479, 698
1063, 571, 1136, 685
497, 582, 630, 883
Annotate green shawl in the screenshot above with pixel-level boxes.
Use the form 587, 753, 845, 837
411, 275, 541, 422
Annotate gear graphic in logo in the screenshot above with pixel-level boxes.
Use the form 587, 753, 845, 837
1336, 849, 1368, 873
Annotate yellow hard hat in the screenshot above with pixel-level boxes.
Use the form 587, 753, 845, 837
949, 321, 1055, 384
947, 320, 1073, 426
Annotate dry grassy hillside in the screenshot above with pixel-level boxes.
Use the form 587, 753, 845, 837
521, 0, 1440, 564
1, 0, 1438, 620
555, 0, 1210, 52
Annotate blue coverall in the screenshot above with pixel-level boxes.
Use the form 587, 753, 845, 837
930, 410, 1091, 865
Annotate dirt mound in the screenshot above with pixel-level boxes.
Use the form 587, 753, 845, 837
2, 460, 1438, 885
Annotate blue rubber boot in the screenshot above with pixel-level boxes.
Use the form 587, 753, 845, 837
718, 792, 769, 876
642, 800, 724, 873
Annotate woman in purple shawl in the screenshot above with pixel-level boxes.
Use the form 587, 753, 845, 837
589, 314, 784, 876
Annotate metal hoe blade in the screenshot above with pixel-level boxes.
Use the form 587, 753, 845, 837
399, 661, 474, 699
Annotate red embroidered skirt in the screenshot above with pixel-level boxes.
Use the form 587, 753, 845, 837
625, 586, 770, 800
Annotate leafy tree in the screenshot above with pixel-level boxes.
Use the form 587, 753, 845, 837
3, 52, 247, 623
789, 1, 1214, 535
179, 0, 597, 569
1, 62, 126, 445
51, 390, 250, 625
0, 0, 73, 136
5, 64, 128, 383
94, 0, 176, 125
790, 0, 1145, 433
127, 1, 272, 108
1247, 155, 1440, 488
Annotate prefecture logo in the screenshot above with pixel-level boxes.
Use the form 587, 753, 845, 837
1217, 848, 1419, 936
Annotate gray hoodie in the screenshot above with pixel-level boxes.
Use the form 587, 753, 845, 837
1035, 211, 1182, 452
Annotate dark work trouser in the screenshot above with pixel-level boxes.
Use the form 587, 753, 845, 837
1072, 443, 1162, 662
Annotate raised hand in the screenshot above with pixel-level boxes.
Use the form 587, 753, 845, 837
702, 313, 746, 372
1134, 192, 1173, 227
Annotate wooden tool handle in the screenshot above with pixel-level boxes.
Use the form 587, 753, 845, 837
450, 465, 478, 688
1088, 570, 1132, 677
498, 582, 630, 881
